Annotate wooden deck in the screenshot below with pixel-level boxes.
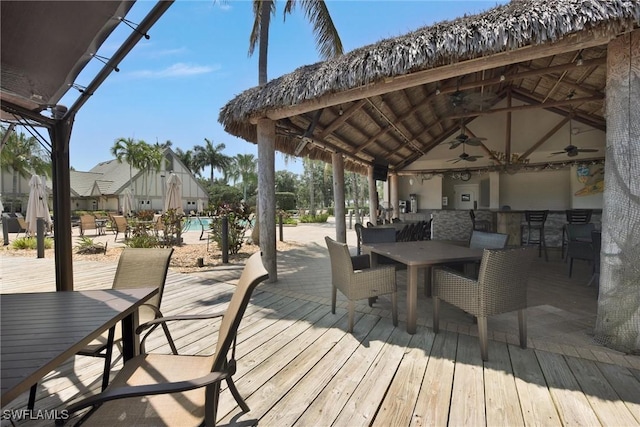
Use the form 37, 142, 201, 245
1, 251, 639, 426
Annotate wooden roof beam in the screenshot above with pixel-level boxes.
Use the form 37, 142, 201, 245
318, 99, 366, 139
445, 95, 601, 120
518, 115, 573, 161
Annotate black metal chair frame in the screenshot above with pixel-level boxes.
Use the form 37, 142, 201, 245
522, 210, 549, 261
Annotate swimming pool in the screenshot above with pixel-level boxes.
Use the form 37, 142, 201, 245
182, 217, 212, 232
181, 216, 254, 232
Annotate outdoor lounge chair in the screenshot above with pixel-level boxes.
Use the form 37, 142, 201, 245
15, 216, 28, 237
432, 247, 535, 361
79, 214, 98, 236
325, 236, 397, 332
111, 215, 130, 241
65, 252, 269, 427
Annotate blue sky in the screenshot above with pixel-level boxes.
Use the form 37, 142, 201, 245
60, 0, 506, 177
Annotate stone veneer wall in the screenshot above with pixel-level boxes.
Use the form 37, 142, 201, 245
400, 209, 602, 247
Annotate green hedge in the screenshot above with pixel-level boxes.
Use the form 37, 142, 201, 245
275, 192, 296, 211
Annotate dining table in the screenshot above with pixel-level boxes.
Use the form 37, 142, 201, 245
1, 287, 158, 407
362, 240, 484, 334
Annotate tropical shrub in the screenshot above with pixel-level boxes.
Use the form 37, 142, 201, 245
159, 208, 184, 246
299, 213, 330, 223
75, 236, 106, 254
12, 236, 53, 249
276, 209, 297, 225
125, 234, 159, 248
208, 201, 252, 254
136, 210, 155, 221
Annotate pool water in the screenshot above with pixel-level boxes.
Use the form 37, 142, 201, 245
181, 216, 255, 232
182, 217, 212, 232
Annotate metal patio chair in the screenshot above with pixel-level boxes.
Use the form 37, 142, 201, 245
28, 248, 176, 410
65, 252, 269, 427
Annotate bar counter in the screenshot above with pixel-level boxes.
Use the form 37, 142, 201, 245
399, 209, 602, 247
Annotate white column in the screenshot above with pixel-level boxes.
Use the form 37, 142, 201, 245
389, 173, 399, 220
368, 166, 377, 224
332, 153, 346, 243
489, 171, 500, 210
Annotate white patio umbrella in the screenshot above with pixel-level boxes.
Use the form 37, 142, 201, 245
164, 173, 183, 214
121, 189, 133, 216
196, 199, 204, 214
25, 175, 52, 235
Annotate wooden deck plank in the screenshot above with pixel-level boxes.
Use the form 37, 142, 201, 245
373, 330, 435, 427
293, 318, 397, 427
332, 326, 413, 426
509, 345, 563, 426
595, 363, 640, 423
536, 350, 602, 426
2, 255, 639, 427
259, 314, 382, 426
221, 311, 354, 425
218, 308, 350, 422
410, 330, 458, 427
484, 340, 525, 426
448, 333, 486, 426
565, 356, 639, 426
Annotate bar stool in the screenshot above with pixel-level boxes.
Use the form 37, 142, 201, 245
562, 209, 593, 259
522, 210, 549, 261
470, 209, 491, 232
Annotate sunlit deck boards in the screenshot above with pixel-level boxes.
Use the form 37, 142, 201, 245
1, 255, 639, 426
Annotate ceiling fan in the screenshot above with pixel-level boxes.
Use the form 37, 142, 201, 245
551, 118, 599, 157
449, 145, 483, 164
447, 119, 487, 150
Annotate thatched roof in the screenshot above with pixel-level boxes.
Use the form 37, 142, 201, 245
219, 0, 639, 174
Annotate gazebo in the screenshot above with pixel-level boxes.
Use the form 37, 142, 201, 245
219, 0, 639, 353
1, 1, 174, 291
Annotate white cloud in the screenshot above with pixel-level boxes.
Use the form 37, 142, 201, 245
128, 63, 220, 78
152, 47, 189, 57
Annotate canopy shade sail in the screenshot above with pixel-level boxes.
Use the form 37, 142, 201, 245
1, 1, 135, 119
1, 1, 174, 291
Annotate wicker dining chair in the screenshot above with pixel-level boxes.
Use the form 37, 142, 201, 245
432, 247, 536, 361
325, 236, 397, 332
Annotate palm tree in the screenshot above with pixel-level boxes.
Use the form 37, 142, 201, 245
248, 0, 343, 250
111, 137, 143, 195
249, 0, 343, 85
193, 138, 231, 182
137, 143, 165, 200
154, 139, 173, 150
235, 153, 257, 201
174, 147, 198, 175
0, 127, 51, 212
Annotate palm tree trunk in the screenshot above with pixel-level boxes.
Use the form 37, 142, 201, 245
258, 0, 271, 85
252, 0, 272, 247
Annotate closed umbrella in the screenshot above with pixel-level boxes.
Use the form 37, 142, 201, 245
196, 199, 204, 214
25, 175, 52, 236
164, 173, 183, 214
121, 189, 133, 216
